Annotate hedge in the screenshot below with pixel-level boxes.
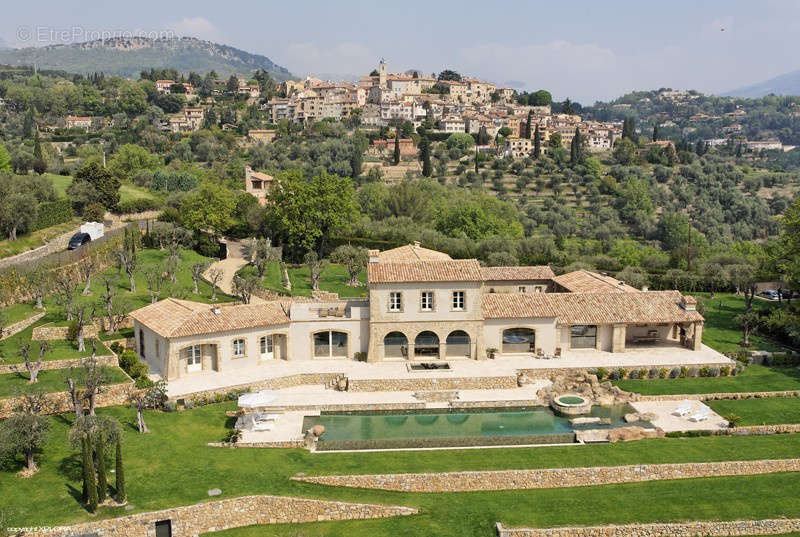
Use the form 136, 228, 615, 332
31, 199, 74, 231
114, 198, 163, 214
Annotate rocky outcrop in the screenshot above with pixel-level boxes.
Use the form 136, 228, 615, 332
537, 373, 637, 407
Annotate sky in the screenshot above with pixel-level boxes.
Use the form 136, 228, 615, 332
2, 0, 799, 103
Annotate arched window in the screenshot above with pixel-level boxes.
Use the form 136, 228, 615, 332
383, 332, 408, 359
446, 330, 471, 358
502, 328, 535, 354
313, 331, 349, 358
414, 331, 439, 358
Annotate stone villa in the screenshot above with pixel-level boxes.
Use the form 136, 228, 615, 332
131, 243, 705, 383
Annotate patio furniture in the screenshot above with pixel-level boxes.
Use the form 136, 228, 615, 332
238, 390, 279, 409
554, 347, 562, 357
672, 401, 692, 417
252, 421, 275, 432
688, 409, 710, 422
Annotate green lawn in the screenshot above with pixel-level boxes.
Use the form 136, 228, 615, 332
48, 174, 157, 204
708, 397, 800, 426
0, 314, 110, 364
245, 261, 367, 298
697, 292, 790, 353
0, 366, 129, 396
615, 365, 800, 395
4, 401, 800, 529
0, 219, 80, 259
1, 302, 40, 326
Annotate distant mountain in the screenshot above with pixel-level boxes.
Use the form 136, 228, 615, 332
0, 36, 292, 79
725, 69, 800, 98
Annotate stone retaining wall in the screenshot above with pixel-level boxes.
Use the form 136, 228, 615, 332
0, 380, 137, 419
176, 373, 342, 401
20, 494, 417, 537
347, 375, 518, 392
209, 440, 305, 449
0, 226, 79, 271
640, 390, 800, 401
0, 354, 118, 375
495, 519, 800, 537
31, 324, 99, 341
0, 311, 46, 340
292, 458, 800, 492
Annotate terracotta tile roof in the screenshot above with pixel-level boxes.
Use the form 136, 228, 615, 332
368, 259, 483, 284
482, 291, 704, 324
376, 243, 452, 263
130, 298, 289, 338
481, 266, 556, 281
552, 270, 640, 293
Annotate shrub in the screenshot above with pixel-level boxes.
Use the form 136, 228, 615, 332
699, 366, 711, 377
659, 367, 669, 379
617, 368, 628, 380
134, 375, 154, 389
83, 202, 106, 222
225, 429, 242, 443
608, 369, 620, 381
734, 362, 745, 375
115, 198, 163, 214
688, 366, 699, 377
679, 366, 689, 378
669, 367, 680, 378
724, 413, 742, 428
354, 351, 367, 362
66, 320, 79, 342
596, 367, 608, 380
629, 369, 640, 380
184, 399, 195, 410
720, 365, 731, 377
164, 400, 177, 412
649, 368, 660, 379
31, 199, 73, 231
109, 341, 123, 355
710, 366, 721, 377
638, 369, 647, 379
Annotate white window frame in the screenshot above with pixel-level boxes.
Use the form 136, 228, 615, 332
260, 335, 274, 358
185, 344, 202, 371
232, 338, 246, 358
452, 290, 465, 311
389, 291, 403, 312
420, 291, 434, 312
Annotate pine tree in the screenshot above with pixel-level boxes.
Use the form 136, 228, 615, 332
524, 111, 532, 139
95, 437, 107, 503
652, 124, 659, 142
533, 124, 541, 159
393, 130, 400, 165
115, 437, 126, 503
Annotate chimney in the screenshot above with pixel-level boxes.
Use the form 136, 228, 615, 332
680, 295, 697, 311
211, 306, 221, 315
413, 241, 421, 249
368, 249, 380, 263
618, 280, 625, 286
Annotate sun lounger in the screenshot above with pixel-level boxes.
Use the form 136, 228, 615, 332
672, 401, 692, 416
253, 422, 275, 432
688, 409, 710, 422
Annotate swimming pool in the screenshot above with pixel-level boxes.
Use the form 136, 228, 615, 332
304, 405, 641, 451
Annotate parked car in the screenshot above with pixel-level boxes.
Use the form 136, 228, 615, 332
758, 289, 780, 300
67, 232, 91, 250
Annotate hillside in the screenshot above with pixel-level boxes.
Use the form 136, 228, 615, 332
726, 69, 800, 98
0, 36, 292, 79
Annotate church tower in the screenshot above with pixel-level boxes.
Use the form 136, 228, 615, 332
378, 59, 387, 90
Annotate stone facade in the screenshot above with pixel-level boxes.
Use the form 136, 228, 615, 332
0, 311, 46, 340
347, 375, 519, 392
0, 380, 136, 419
495, 519, 800, 537
292, 458, 800, 492
20, 494, 417, 537
0, 354, 118, 375
31, 324, 100, 341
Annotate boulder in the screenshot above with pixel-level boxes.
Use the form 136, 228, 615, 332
608, 426, 665, 443
310, 424, 326, 437
517, 373, 534, 387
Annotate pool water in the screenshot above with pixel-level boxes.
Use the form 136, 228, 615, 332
304, 405, 640, 451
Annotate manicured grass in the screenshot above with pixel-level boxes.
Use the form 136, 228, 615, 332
615, 365, 800, 395
0, 315, 110, 364
0, 219, 80, 259
708, 397, 800, 425
0, 366, 129, 396
4, 401, 800, 528
246, 261, 367, 298
696, 292, 790, 353
49, 174, 157, 204
0, 302, 40, 326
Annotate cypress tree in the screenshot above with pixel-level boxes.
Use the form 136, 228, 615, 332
474, 145, 479, 173
83, 437, 98, 512
533, 124, 541, 159
22, 108, 34, 139
393, 130, 400, 165
695, 139, 704, 156
524, 111, 532, 139
420, 136, 432, 177
95, 437, 107, 503
115, 437, 126, 503
33, 131, 43, 161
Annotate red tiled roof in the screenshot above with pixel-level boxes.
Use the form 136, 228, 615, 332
481, 266, 556, 281
368, 259, 482, 283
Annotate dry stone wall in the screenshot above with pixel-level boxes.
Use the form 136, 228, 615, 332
0, 311, 46, 340
0, 354, 118, 375
640, 391, 800, 401
19, 494, 417, 537
177, 373, 342, 401
347, 375, 518, 392
0, 381, 137, 419
495, 519, 800, 537
292, 458, 800, 492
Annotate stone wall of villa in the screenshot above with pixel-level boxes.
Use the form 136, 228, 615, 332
495, 519, 800, 537
20, 494, 417, 537
292, 458, 800, 492
0, 354, 118, 375
347, 375, 518, 392
0, 311, 46, 340
175, 373, 343, 401
0, 380, 136, 419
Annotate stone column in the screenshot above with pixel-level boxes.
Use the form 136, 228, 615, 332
692, 322, 703, 351
612, 324, 626, 353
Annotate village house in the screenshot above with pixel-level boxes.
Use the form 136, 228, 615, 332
244, 165, 275, 205
155, 79, 174, 93
65, 115, 93, 130
247, 129, 277, 144
131, 243, 707, 383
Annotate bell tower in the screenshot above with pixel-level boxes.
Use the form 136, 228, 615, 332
379, 58, 387, 90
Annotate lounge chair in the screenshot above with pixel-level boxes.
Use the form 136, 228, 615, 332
253, 422, 275, 432
688, 409, 710, 422
672, 401, 692, 417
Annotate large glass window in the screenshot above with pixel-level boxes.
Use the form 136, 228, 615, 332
502, 328, 535, 354
446, 330, 471, 357
314, 331, 348, 358
570, 325, 597, 349
383, 332, 408, 359
414, 331, 440, 357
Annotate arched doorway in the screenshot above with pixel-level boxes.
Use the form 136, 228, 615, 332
446, 330, 471, 358
502, 328, 535, 354
383, 331, 408, 359
414, 331, 440, 358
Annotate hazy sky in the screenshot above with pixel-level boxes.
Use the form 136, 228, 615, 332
2, 0, 799, 103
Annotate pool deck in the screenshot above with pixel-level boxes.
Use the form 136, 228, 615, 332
630, 400, 729, 432
167, 344, 731, 398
